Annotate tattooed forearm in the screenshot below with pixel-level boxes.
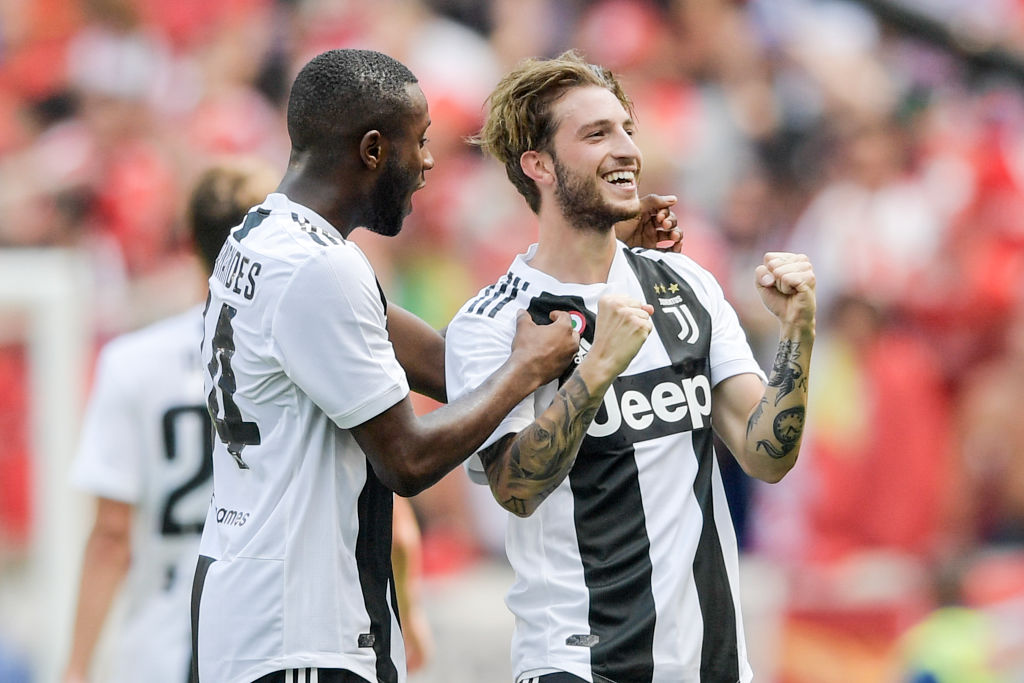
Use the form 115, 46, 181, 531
503, 374, 599, 486
496, 476, 563, 518
743, 337, 811, 474
755, 406, 805, 459
767, 340, 807, 405
480, 373, 604, 516
746, 397, 767, 437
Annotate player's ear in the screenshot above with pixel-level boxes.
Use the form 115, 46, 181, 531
360, 131, 385, 170
521, 150, 555, 187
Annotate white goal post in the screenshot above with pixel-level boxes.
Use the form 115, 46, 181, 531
0, 248, 92, 683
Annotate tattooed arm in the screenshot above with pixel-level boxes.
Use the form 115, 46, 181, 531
478, 373, 605, 516
712, 253, 816, 483
712, 336, 813, 482
478, 294, 655, 517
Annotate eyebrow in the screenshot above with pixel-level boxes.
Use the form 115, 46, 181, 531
576, 118, 635, 136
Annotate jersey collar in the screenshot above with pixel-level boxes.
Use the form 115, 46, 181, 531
513, 240, 631, 294
264, 193, 345, 242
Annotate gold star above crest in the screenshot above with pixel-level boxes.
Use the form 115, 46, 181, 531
668, 282, 680, 293
654, 284, 666, 295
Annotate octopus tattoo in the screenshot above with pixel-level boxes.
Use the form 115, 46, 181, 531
767, 340, 806, 405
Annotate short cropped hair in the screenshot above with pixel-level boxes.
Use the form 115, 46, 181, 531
287, 49, 419, 154
471, 50, 633, 213
187, 161, 275, 273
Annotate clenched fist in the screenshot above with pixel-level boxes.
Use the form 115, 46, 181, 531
510, 308, 581, 388
754, 252, 816, 329
578, 293, 655, 392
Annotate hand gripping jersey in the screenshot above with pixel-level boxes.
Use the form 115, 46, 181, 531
445, 243, 764, 683
71, 305, 210, 683
193, 194, 409, 683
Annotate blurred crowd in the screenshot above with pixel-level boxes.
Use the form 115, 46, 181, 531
3, 0, 1024, 680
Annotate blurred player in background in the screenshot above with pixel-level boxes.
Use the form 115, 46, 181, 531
62, 161, 276, 683
62, 159, 432, 682
446, 50, 817, 683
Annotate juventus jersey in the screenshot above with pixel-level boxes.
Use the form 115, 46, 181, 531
445, 243, 764, 683
194, 194, 409, 683
72, 305, 211, 683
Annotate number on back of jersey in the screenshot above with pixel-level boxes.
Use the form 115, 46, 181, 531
206, 302, 261, 469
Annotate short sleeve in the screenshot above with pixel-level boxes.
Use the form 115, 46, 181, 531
445, 311, 535, 484
271, 247, 408, 429
71, 343, 144, 502
704, 273, 766, 386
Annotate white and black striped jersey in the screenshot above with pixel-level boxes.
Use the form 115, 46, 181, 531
193, 194, 409, 683
71, 305, 210, 683
445, 243, 764, 683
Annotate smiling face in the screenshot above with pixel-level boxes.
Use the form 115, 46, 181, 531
546, 85, 642, 232
365, 83, 434, 236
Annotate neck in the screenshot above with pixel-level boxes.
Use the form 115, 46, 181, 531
276, 158, 362, 238
529, 207, 618, 284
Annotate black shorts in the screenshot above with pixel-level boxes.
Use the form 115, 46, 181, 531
526, 674, 625, 683
252, 670, 369, 683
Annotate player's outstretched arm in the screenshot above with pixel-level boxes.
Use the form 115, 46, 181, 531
351, 310, 579, 497
63, 498, 134, 683
386, 303, 447, 402
712, 252, 816, 483
477, 294, 654, 517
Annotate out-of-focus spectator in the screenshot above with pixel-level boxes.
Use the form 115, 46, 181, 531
952, 307, 1024, 548
716, 167, 792, 361
66, 1, 180, 281
787, 117, 950, 314
909, 87, 1024, 380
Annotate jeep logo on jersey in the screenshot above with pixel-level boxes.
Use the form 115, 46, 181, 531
587, 368, 711, 441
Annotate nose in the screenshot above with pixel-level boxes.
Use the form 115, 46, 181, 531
614, 127, 641, 160
422, 146, 435, 171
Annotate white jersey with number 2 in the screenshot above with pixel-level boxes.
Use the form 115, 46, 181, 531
72, 305, 211, 683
